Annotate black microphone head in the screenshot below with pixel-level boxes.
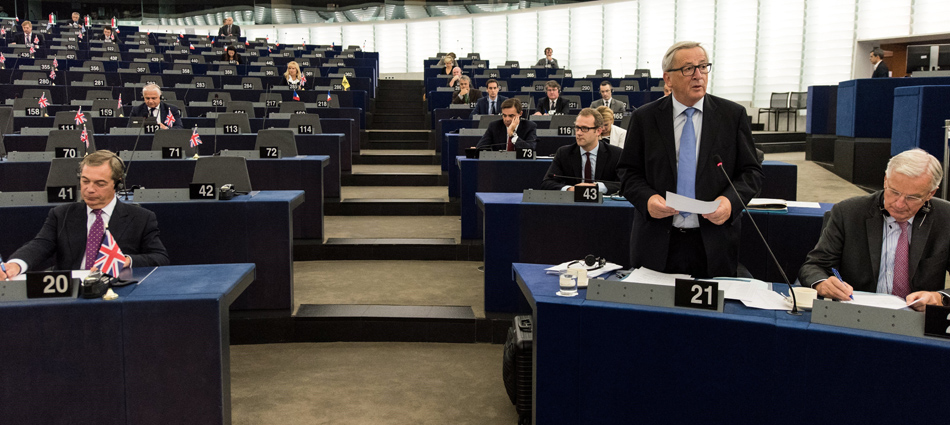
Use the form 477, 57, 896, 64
713, 154, 723, 166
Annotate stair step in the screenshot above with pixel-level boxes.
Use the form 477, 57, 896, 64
293, 238, 483, 261
375, 100, 425, 110
367, 129, 430, 141
293, 304, 476, 343
365, 140, 431, 150
373, 114, 427, 124
352, 151, 440, 165
325, 198, 460, 215
371, 121, 430, 130
343, 171, 446, 186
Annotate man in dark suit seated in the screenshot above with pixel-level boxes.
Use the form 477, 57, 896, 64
475, 98, 537, 151
129, 84, 183, 129
218, 17, 241, 38
470, 78, 507, 118
617, 41, 763, 278
533, 80, 570, 116
870, 48, 889, 78
591, 81, 627, 114
65, 12, 83, 28
451, 75, 481, 106
799, 148, 950, 311
0, 151, 170, 279
541, 108, 622, 195
95, 26, 121, 44
10, 20, 45, 47
536, 47, 559, 69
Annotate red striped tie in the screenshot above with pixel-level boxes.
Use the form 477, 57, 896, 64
892, 221, 910, 298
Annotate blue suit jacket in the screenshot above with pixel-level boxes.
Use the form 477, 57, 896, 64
469, 95, 508, 118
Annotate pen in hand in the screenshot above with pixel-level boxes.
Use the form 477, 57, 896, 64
0, 255, 7, 281
831, 268, 854, 300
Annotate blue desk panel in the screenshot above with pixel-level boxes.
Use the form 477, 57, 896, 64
479, 193, 830, 313
0, 157, 325, 240
460, 160, 798, 239
0, 191, 301, 311
891, 85, 950, 157
806, 85, 837, 135
835, 77, 950, 138
0, 263, 254, 425
514, 263, 950, 424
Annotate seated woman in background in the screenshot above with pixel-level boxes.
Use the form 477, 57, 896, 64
285, 61, 304, 90
440, 52, 456, 75
221, 45, 242, 64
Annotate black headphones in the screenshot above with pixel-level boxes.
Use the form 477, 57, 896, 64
567, 254, 606, 271
77, 151, 126, 191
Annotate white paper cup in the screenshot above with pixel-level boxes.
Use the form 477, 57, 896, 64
790, 287, 818, 309
568, 267, 589, 288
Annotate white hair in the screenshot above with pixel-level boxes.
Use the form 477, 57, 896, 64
886, 148, 943, 191
662, 41, 709, 72
142, 83, 162, 96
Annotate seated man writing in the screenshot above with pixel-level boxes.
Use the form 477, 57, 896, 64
798, 148, 950, 311
0, 150, 169, 279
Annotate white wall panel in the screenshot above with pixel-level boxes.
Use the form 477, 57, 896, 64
711, 0, 757, 104
637, 0, 674, 76
408, 21, 440, 73
507, 12, 539, 68
374, 23, 406, 74
802, 0, 856, 88
857, 0, 911, 40
537, 9, 571, 71
569, 5, 603, 77
912, 0, 950, 35
602, 1, 637, 78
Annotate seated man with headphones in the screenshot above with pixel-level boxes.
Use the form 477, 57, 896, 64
799, 148, 950, 311
0, 150, 169, 279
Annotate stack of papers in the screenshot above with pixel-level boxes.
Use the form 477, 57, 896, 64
620, 268, 773, 303
545, 261, 623, 278
748, 198, 787, 212
846, 291, 913, 309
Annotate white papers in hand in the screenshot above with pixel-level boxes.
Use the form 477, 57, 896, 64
844, 291, 911, 310
665, 191, 720, 214
545, 261, 623, 278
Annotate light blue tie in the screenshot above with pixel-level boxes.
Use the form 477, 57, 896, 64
677, 107, 697, 218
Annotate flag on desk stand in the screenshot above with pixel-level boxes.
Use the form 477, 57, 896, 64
164, 110, 176, 128
0, 51, 6, 69
189, 43, 195, 50
74, 107, 87, 125
190, 126, 203, 148
38, 92, 50, 108
292, 90, 300, 101
93, 229, 128, 278
49, 69, 56, 81
341, 75, 350, 91
52, 57, 59, 69
80, 125, 89, 148
84, 15, 90, 27
326, 89, 332, 102
245, 40, 249, 46
29, 45, 35, 55
34, 36, 39, 45
1, 27, 6, 37
117, 94, 124, 117
47, 13, 55, 30
300, 73, 307, 85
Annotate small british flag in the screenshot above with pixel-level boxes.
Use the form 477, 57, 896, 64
300, 74, 307, 85
49, 69, 55, 80
29, 45, 35, 54
53, 57, 59, 69
37, 92, 50, 108
80, 125, 89, 148
164, 110, 176, 127
74, 107, 87, 125
190, 126, 203, 148
1, 51, 7, 65
93, 229, 128, 278
33, 36, 39, 45
117, 94, 123, 111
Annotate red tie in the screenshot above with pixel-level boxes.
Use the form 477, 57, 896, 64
84, 210, 104, 269
892, 221, 910, 298
584, 152, 592, 182
506, 135, 514, 151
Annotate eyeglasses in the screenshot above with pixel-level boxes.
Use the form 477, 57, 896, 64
884, 182, 927, 205
574, 125, 597, 133
667, 63, 712, 76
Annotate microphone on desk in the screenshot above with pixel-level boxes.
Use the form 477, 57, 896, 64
120, 110, 149, 201
260, 83, 273, 131
713, 154, 799, 315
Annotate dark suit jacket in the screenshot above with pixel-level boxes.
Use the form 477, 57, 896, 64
541, 141, 623, 194
452, 88, 482, 105
129, 102, 183, 129
470, 95, 508, 118
872, 61, 889, 78
11, 201, 169, 271
798, 192, 950, 293
475, 119, 538, 151
218, 24, 242, 37
94, 32, 121, 44
11, 31, 45, 47
536, 97, 570, 115
617, 94, 763, 277
536, 58, 559, 69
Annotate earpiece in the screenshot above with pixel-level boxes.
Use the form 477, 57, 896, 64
568, 255, 606, 271
76, 151, 126, 191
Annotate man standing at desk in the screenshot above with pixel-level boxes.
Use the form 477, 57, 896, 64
799, 149, 950, 311
541, 108, 622, 194
470, 78, 507, 118
129, 84, 183, 129
617, 41, 762, 278
871, 48, 889, 78
0, 151, 169, 279
475, 98, 537, 151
